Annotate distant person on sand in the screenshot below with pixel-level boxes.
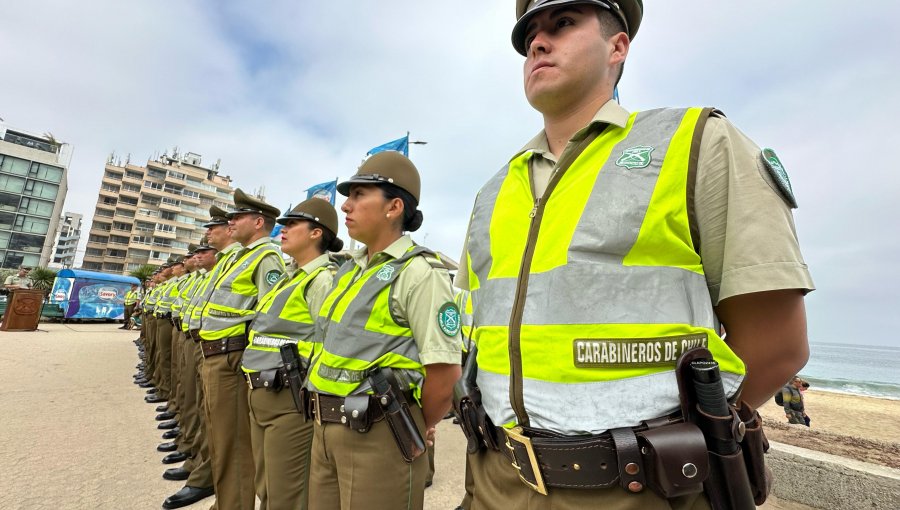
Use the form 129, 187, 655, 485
780, 376, 809, 426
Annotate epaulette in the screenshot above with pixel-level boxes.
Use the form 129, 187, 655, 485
423, 253, 450, 270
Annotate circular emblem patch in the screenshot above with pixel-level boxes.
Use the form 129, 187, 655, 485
760, 148, 798, 209
265, 270, 283, 285
437, 302, 461, 337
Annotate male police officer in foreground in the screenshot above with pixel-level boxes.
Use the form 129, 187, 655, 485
199, 190, 285, 510
457, 1, 814, 508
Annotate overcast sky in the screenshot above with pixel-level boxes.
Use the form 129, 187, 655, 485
2, 1, 898, 347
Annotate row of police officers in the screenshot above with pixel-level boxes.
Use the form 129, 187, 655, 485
134, 150, 461, 510
132, 1, 815, 509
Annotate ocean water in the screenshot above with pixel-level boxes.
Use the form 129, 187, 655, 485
799, 342, 900, 400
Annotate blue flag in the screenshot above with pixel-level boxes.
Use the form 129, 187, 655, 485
269, 204, 292, 239
367, 135, 409, 157
306, 179, 338, 205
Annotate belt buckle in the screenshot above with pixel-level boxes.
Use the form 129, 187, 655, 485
504, 426, 548, 495
312, 393, 322, 425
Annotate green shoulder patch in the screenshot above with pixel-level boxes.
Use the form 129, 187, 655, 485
760, 148, 798, 209
265, 270, 283, 286
437, 302, 461, 337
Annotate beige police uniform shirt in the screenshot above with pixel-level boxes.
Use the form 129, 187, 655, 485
348, 235, 462, 366
292, 253, 333, 318
239, 236, 286, 298
457, 100, 815, 304
4, 275, 33, 288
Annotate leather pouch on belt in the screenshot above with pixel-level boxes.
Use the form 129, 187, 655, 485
638, 423, 708, 498
737, 402, 771, 505
342, 395, 372, 432
258, 369, 282, 391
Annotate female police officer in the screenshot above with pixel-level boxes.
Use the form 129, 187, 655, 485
306, 151, 462, 510
242, 198, 343, 510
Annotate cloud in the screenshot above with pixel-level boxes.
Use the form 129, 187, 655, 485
1, 1, 898, 346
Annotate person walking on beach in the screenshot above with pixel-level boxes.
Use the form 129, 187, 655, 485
781, 376, 809, 426
455, 1, 815, 507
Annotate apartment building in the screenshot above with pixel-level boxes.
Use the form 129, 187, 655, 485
49, 211, 82, 269
0, 122, 70, 269
82, 151, 233, 275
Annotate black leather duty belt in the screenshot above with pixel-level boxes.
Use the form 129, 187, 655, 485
244, 369, 288, 390
497, 416, 689, 496
200, 336, 248, 358
187, 329, 201, 342
309, 392, 386, 429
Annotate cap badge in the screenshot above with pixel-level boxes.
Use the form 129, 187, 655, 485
615, 145, 654, 169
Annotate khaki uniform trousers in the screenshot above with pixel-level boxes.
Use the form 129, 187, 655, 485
308, 404, 428, 510
154, 317, 173, 400
185, 338, 213, 488
248, 385, 314, 510
124, 304, 135, 328
144, 314, 158, 384
201, 349, 256, 510
170, 324, 182, 416
458, 453, 474, 509
468, 446, 711, 510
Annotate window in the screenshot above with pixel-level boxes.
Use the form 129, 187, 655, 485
85, 248, 104, 257
0, 155, 30, 176
95, 209, 114, 218
138, 208, 159, 218
168, 171, 186, 180
147, 169, 166, 180
24, 180, 60, 199
0, 211, 14, 230
181, 189, 200, 199
144, 180, 163, 190
126, 170, 144, 180
122, 183, 141, 193
109, 235, 129, 244
0, 174, 26, 193
83, 262, 103, 270
132, 235, 152, 245
9, 232, 44, 253
28, 162, 64, 183
19, 197, 54, 217
160, 211, 176, 221
88, 234, 108, 243
104, 170, 122, 180
0, 231, 10, 248
141, 196, 160, 207
0, 192, 20, 212
151, 251, 169, 260
161, 197, 181, 207
155, 223, 175, 233
119, 197, 139, 206
14, 215, 50, 234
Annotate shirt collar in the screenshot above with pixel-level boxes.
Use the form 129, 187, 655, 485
517, 100, 631, 161
350, 235, 414, 270
243, 236, 273, 250
298, 253, 330, 277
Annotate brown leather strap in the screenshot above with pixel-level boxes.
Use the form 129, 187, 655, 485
610, 427, 647, 493
200, 336, 248, 358
501, 426, 622, 491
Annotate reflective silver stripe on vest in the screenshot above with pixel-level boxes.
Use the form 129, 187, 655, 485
241, 268, 325, 371
186, 273, 212, 330
307, 248, 429, 396
469, 108, 733, 433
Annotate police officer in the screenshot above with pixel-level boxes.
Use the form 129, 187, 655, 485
243, 198, 343, 509
3, 265, 33, 289
306, 152, 462, 510
121, 284, 140, 329
199, 190, 285, 510
163, 224, 229, 510
146, 263, 175, 405
456, 1, 815, 508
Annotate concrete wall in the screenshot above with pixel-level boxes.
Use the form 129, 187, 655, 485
768, 441, 900, 510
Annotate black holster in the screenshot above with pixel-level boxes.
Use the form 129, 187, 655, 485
369, 368, 426, 463
676, 348, 769, 509
279, 344, 310, 421
452, 345, 500, 453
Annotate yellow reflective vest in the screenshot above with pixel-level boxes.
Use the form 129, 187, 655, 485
466, 107, 746, 435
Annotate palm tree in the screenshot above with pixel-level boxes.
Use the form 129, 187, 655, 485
129, 264, 157, 286
28, 267, 58, 295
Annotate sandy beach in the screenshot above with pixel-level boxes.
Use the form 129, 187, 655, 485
2, 323, 889, 509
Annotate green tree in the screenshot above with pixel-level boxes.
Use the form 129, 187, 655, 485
129, 264, 157, 285
28, 267, 58, 294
